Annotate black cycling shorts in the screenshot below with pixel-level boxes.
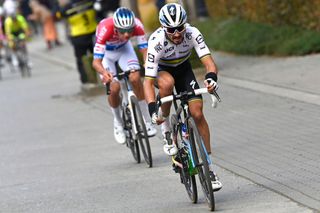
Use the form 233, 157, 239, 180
158, 60, 202, 101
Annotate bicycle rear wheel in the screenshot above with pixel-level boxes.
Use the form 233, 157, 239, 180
131, 96, 152, 167
122, 105, 140, 163
188, 117, 215, 211
171, 114, 197, 203
20, 52, 31, 78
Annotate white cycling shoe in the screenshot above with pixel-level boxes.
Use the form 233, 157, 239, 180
162, 131, 178, 156
146, 121, 157, 137
209, 171, 222, 192
114, 119, 126, 144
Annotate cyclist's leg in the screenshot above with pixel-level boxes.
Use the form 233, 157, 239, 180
184, 64, 222, 191
102, 53, 125, 144
157, 69, 178, 155
158, 71, 174, 118
102, 55, 121, 111
118, 42, 157, 136
8, 34, 18, 67
173, 60, 210, 152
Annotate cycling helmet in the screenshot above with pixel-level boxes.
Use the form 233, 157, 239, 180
159, 3, 187, 28
8, 11, 17, 19
113, 7, 135, 30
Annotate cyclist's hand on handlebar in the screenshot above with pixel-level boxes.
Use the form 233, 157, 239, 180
149, 102, 166, 125
101, 70, 113, 84
204, 78, 218, 93
151, 112, 166, 125
204, 72, 218, 93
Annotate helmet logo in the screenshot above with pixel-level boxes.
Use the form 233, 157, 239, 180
169, 6, 175, 16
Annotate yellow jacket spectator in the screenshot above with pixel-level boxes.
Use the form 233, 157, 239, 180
58, 0, 97, 86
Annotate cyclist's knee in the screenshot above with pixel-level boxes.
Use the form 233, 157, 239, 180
129, 71, 141, 84
193, 111, 205, 122
158, 76, 174, 91
190, 104, 205, 122
110, 81, 121, 94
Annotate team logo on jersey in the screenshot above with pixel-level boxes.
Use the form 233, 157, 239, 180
186, 32, 192, 40
190, 80, 196, 89
165, 46, 174, 53
195, 34, 204, 44
154, 42, 163, 53
200, 45, 206, 50
148, 53, 155, 62
94, 44, 105, 53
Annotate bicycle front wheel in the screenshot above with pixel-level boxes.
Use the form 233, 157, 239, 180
188, 117, 215, 211
122, 105, 140, 163
131, 96, 152, 167
171, 114, 197, 203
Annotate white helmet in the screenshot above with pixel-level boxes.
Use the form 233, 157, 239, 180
113, 7, 135, 30
159, 3, 187, 28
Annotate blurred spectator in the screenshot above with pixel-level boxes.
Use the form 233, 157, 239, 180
155, 0, 165, 11
195, 0, 209, 20
94, 0, 120, 22
19, 0, 40, 35
0, 6, 5, 66
29, 0, 61, 50
58, 0, 97, 86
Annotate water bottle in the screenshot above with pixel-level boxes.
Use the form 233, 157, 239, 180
181, 123, 187, 139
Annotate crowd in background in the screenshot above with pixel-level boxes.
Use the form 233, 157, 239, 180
0, 0, 121, 85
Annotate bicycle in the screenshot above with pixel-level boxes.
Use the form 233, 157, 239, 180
15, 37, 31, 78
106, 70, 153, 167
156, 87, 221, 211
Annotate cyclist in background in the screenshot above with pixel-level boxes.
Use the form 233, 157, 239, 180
58, 0, 97, 88
4, 11, 31, 67
92, 7, 157, 144
143, 3, 222, 191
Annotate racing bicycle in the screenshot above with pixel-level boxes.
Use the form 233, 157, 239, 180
14, 37, 31, 78
106, 70, 152, 167
157, 87, 221, 211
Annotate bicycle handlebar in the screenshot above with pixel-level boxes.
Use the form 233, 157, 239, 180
159, 88, 221, 108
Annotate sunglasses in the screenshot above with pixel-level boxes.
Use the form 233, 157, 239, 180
165, 25, 185, 34
116, 27, 134, 34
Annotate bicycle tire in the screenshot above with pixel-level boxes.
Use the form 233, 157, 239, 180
131, 96, 152, 167
187, 117, 215, 211
19, 51, 31, 78
122, 105, 140, 163
171, 114, 197, 203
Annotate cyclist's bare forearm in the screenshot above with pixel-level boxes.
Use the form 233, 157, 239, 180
92, 58, 112, 84
92, 58, 105, 75
200, 55, 218, 75
143, 78, 156, 104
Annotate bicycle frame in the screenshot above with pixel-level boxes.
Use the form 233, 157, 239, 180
117, 71, 139, 140
159, 88, 220, 171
